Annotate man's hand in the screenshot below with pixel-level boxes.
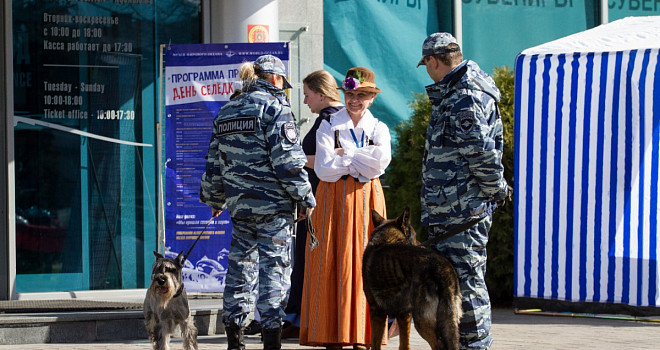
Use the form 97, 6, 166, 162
296, 207, 314, 222
305, 207, 319, 251
505, 184, 513, 202
497, 185, 513, 207
212, 208, 222, 217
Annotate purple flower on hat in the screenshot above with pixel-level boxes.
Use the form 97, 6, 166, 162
342, 77, 360, 90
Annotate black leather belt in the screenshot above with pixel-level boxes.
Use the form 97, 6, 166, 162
420, 217, 485, 247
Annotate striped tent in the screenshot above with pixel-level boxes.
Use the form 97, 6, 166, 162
514, 16, 660, 314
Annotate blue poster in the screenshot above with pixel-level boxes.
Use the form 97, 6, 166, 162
164, 42, 290, 293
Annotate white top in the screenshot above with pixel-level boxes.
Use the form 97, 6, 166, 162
521, 16, 660, 56
314, 108, 392, 183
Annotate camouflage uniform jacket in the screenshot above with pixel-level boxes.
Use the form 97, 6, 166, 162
200, 79, 316, 218
421, 60, 509, 227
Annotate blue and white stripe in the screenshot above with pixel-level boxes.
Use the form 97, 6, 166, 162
514, 48, 660, 307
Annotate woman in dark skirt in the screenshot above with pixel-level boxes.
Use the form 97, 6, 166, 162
282, 69, 344, 339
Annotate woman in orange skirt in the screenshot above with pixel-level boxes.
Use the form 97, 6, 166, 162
300, 67, 391, 350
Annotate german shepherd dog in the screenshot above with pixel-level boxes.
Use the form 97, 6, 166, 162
362, 207, 462, 350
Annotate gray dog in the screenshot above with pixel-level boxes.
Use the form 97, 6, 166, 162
144, 251, 198, 350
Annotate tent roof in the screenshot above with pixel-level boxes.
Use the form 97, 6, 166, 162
521, 16, 660, 56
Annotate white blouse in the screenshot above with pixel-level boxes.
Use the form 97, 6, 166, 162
314, 108, 391, 183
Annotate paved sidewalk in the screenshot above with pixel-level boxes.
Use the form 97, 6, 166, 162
1, 308, 659, 349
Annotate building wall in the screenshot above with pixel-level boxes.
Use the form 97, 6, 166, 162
279, 0, 324, 136
206, 0, 322, 136
1, 0, 11, 300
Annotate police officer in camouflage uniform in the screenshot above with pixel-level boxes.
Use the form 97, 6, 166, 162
417, 33, 510, 349
200, 55, 316, 350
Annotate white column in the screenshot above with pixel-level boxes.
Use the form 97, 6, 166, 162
600, 0, 608, 24
213, 0, 279, 43
453, 0, 462, 48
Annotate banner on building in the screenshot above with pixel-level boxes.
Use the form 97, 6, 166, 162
163, 42, 290, 293
323, 0, 441, 127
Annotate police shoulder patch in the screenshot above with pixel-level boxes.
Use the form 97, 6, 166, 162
457, 111, 475, 133
282, 121, 299, 143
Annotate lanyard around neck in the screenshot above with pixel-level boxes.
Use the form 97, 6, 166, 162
349, 129, 364, 148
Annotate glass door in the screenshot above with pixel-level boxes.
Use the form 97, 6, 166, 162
12, 0, 201, 294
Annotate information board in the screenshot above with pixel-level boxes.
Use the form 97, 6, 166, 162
163, 43, 290, 293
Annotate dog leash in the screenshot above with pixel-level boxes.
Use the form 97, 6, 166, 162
182, 216, 216, 264
306, 208, 319, 251
420, 217, 484, 248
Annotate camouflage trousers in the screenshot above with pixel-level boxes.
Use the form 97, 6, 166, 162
222, 214, 293, 330
429, 216, 493, 350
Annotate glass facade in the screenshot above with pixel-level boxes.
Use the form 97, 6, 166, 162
12, 0, 200, 292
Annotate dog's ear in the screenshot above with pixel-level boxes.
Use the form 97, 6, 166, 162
395, 207, 410, 228
371, 209, 386, 227
396, 207, 413, 239
153, 251, 164, 260
176, 251, 184, 265
402, 206, 411, 226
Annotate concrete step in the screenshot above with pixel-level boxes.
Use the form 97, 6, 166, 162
0, 298, 226, 345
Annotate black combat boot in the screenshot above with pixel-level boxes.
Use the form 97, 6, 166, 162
262, 327, 282, 350
225, 324, 246, 350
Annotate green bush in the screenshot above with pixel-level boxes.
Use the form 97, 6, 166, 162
488, 66, 515, 305
384, 66, 515, 305
384, 92, 431, 240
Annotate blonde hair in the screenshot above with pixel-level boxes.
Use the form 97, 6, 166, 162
238, 61, 275, 89
303, 70, 341, 102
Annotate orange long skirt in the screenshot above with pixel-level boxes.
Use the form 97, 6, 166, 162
299, 177, 387, 348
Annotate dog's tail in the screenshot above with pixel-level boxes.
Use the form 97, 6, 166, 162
411, 260, 462, 350
436, 267, 462, 350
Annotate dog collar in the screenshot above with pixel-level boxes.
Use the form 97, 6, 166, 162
173, 284, 184, 298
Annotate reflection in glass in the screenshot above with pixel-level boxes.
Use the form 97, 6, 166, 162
12, 0, 201, 292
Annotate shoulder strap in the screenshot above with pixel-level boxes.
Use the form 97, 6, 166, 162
334, 129, 341, 148
489, 101, 501, 125
365, 117, 380, 146
365, 134, 373, 146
